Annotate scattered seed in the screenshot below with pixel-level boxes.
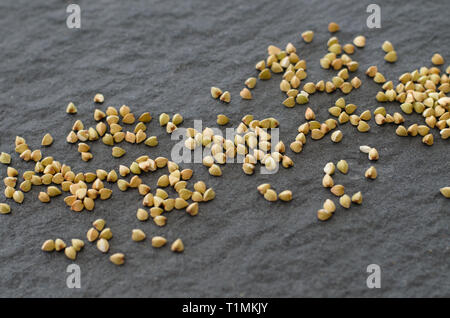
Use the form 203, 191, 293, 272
219, 91, 231, 103
368, 148, 379, 160
323, 162, 335, 175
336, 160, 348, 174
154, 215, 167, 227
264, 189, 277, 202
112, 147, 126, 158
240, 88, 252, 100
92, 219, 105, 231
328, 22, 340, 33
211, 87, 223, 99
55, 239, 66, 252
323, 199, 336, 213
0, 203, 11, 214
359, 145, 372, 153
317, 209, 332, 221
94, 93, 104, 103
422, 134, 434, 146
431, 53, 444, 65
396, 125, 408, 136
301, 30, 314, 43
65, 246, 77, 260
339, 194, 351, 208
352, 192, 363, 204
322, 174, 334, 188
331, 130, 343, 142
365, 166, 377, 179
152, 236, 167, 248
186, 202, 199, 216
41, 239, 55, 252
110, 253, 125, 265
385, 51, 397, 63
330, 184, 345, 196
66, 102, 77, 114
0, 152, 11, 164
208, 164, 222, 177
132, 229, 146, 242
72, 239, 85, 252
171, 239, 184, 253
217, 114, 229, 125
357, 121, 370, 132
41, 133, 53, 146
13, 190, 24, 203
438, 186, 450, 199
279, 190, 292, 202
245, 77, 257, 89
353, 35, 366, 48
99, 228, 112, 240
159, 113, 170, 126
86, 228, 99, 242
97, 238, 110, 253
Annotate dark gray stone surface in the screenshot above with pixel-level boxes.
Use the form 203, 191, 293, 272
0, 0, 449, 297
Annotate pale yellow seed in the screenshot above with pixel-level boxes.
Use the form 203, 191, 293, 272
353, 35, 366, 48
186, 202, 199, 216
336, 160, 348, 174
385, 51, 397, 63
13, 190, 24, 203
152, 236, 167, 248
208, 164, 222, 177
301, 30, 314, 43
154, 215, 167, 227
112, 147, 126, 158
66, 102, 77, 114
0, 203, 11, 214
93, 219, 105, 231
55, 239, 66, 251
211, 87, 223, 99
99, 228, 113, 240
331, 130, 343, 142
240, 88, 252, 100
41, 239, 55, 252
279, 190, 292, 202
86, 228, 99, 242
245, 77, 257, 89
94, 93, 104, 103
318, 209, 332, 221
365, 166, 377, 179
132, 229, 146, 242
431, 53, 444, 65
352, 192, 363, 204
368, 148, 379, 161
110, 253, 125, 265
171, 239, 184, 253
264, 189, 277, 202
328, 22, 339, 33
217, 114, 229, 125
339, 194, 351, 208
330, 184, 345, 196
41, 133, 53, 146
323, 199, 336, 213
97, 238, 110, 253
438, 186, 450, 198
65, 246, 77, 260
322, 174, 334, 188
72, 239, 85, 252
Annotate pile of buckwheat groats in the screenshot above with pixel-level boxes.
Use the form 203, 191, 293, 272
0, 22, 449, 265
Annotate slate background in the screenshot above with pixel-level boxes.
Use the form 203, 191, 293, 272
0, 0, 449, 297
